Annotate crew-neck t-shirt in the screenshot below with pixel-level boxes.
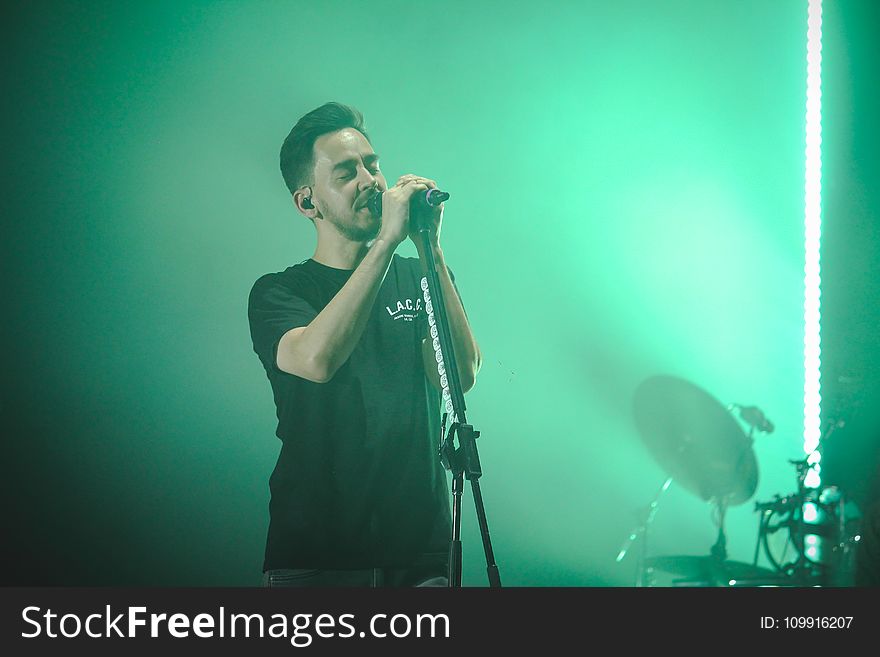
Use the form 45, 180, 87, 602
248, 255, 452, 570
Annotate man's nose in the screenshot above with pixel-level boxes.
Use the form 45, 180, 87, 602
356, 166, 378, 190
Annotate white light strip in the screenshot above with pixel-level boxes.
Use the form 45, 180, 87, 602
803, 0, 823, 488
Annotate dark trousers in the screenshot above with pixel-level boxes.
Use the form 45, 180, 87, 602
262, 567, 448, 588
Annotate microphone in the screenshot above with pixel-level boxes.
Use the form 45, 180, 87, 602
367, 188, 450, 218
733, 404, 775, 434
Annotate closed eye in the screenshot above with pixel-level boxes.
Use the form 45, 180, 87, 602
332, 154, 380, 181
338, 165, 379, 181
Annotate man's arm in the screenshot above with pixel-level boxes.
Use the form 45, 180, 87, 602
276, 175, 428, 383
276, 239, 396, 382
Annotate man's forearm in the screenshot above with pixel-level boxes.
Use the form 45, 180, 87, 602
278, 239, 396, 382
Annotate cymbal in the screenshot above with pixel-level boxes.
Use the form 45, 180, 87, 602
633, 375, 758, 505
644, 555, 778, 586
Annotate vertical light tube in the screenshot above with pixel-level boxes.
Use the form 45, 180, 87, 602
803, 0, 823, 489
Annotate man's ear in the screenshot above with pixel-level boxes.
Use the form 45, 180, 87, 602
293, 187, 319, 219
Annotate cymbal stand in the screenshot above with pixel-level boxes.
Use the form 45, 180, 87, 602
710, 424, 756, 569
617, 477, 672, 586
710, 497, 730, 562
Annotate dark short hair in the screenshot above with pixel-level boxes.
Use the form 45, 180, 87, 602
279, 102, 369, 194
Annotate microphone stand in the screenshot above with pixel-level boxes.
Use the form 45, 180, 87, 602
414, 207, 501, 588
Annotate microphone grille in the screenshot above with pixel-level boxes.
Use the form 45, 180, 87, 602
367, 191, 383, 217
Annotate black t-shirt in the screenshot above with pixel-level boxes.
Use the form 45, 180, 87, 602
248, 254, 452, 570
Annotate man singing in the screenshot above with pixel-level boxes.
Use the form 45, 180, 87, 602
248, 102, 481, 587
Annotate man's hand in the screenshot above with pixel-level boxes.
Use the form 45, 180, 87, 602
376, 174, 436, 247
401, 175, 443, 251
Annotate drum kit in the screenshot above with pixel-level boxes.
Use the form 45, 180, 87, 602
620, 375, 860, 587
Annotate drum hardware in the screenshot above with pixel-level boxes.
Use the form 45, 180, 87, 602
752, 465, 860, 586
641, 555, 778, 587
749, 416, 857, 585
623, 376, 858, 586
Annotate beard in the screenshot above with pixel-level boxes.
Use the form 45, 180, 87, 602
325, 207, 381, 243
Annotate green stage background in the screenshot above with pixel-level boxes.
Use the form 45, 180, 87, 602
3, 0, 877, 586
